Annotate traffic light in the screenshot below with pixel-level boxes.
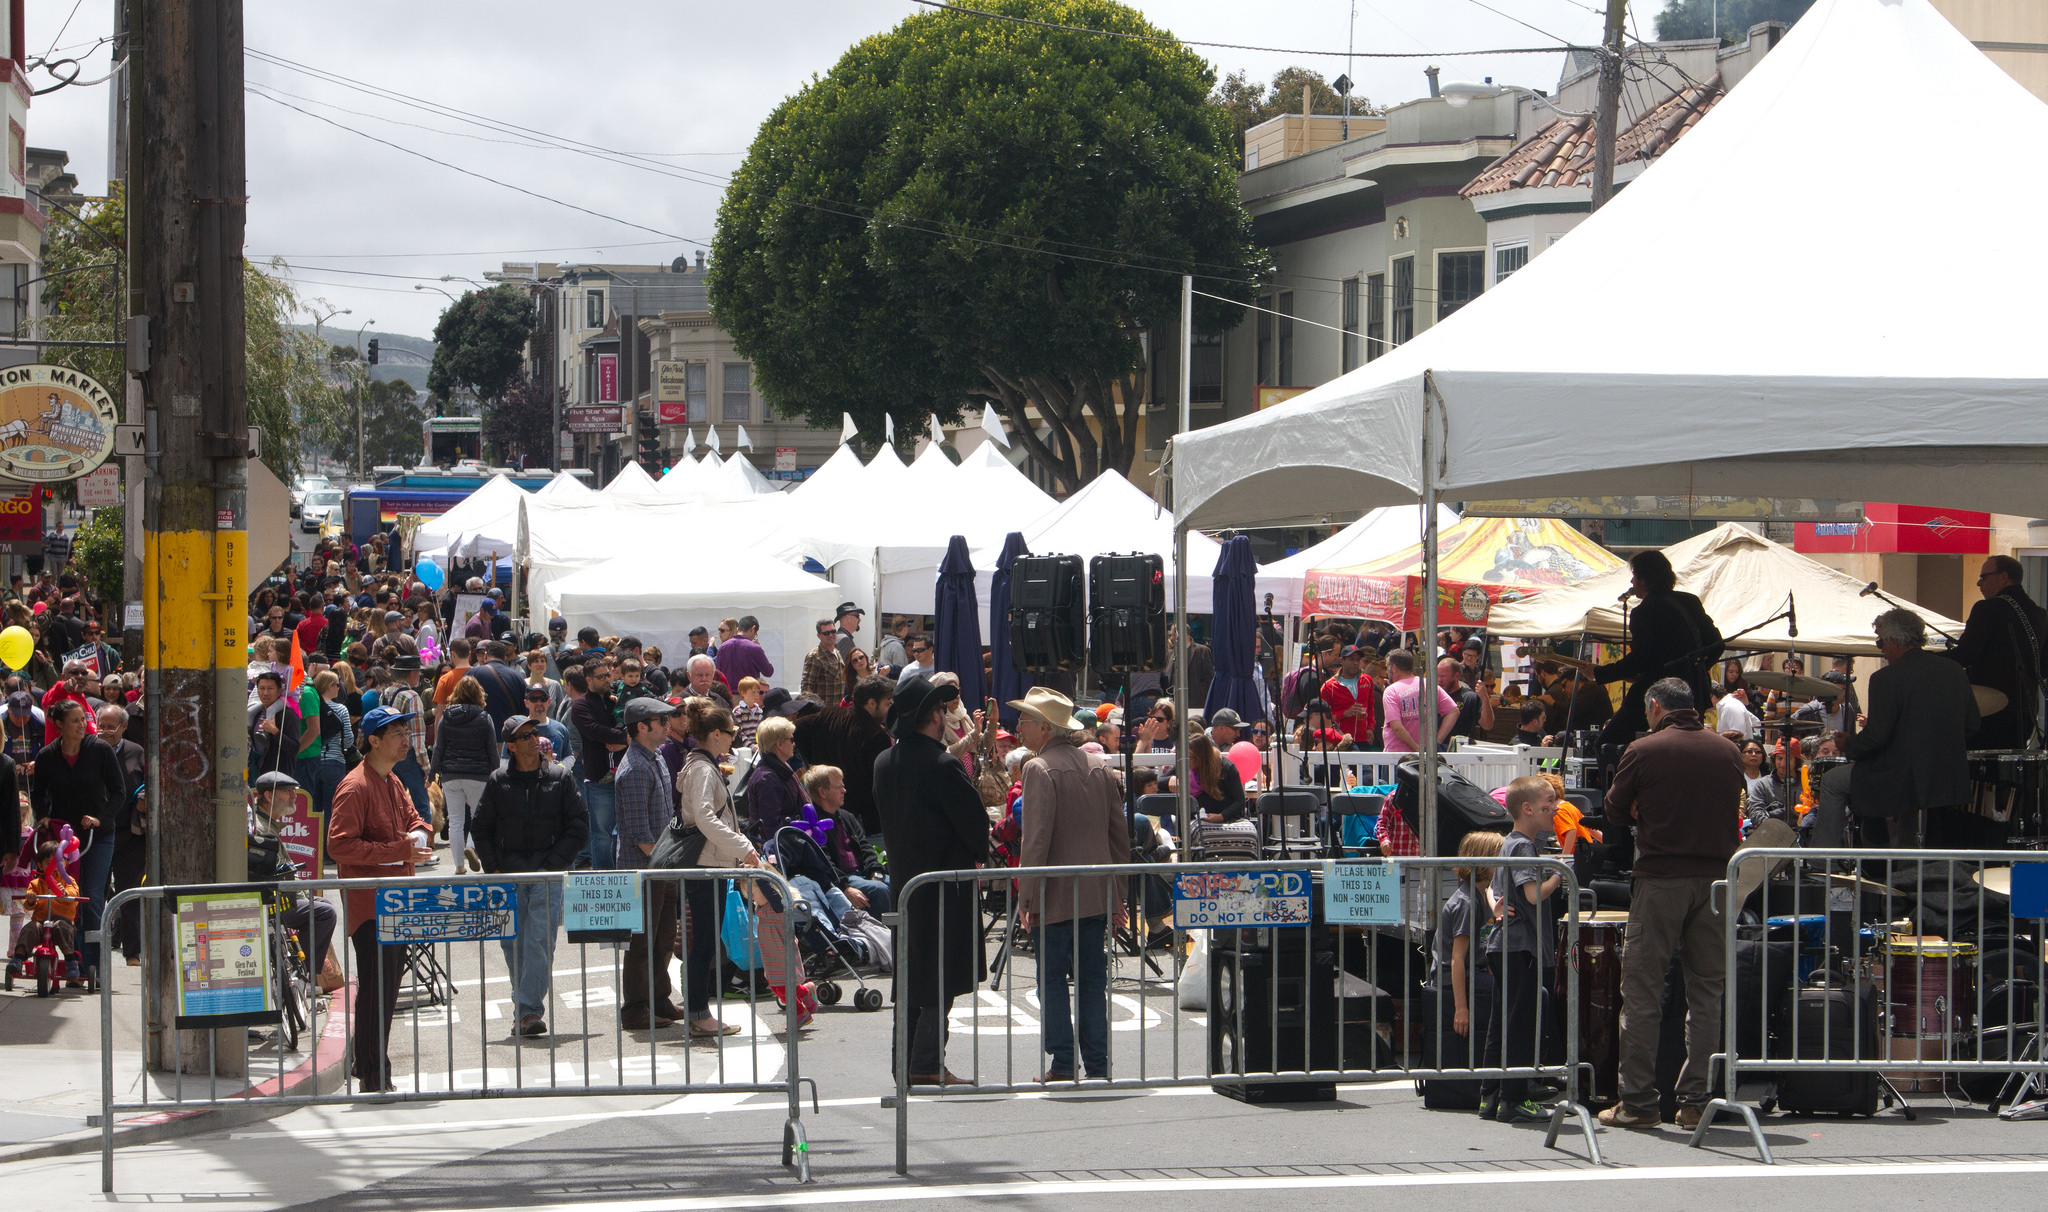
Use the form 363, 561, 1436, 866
365, 338, 380, 365
636, 409, 661, 472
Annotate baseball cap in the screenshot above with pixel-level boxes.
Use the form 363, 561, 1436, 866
523, 684, 549, 701
1209, 708, 1244, 729
500, 714, 540, 742
622, 697, 678, 727
6, 691, 32, 712
361, 705, 418, 735
384, 610, 405, 623
548, 616, 568, 631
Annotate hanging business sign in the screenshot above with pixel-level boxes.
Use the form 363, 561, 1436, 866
654, 361, 688, 425
0, 364, 119, 483
564, 406, 626, 434
596, 353, 619, 404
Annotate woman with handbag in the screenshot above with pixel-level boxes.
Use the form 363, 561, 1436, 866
675, 697, 759, 1037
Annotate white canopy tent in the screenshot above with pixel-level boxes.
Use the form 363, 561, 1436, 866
657, 458, 705, 495
1486, 522, 1965, 656
412, 473, 526, 563
1166, 0, 2048, 851
519, 493, 798, 626
718, 453, 780, 496
1254, 504, 1461, 609
601, 461, 665, 501
551, 546, 842, 676
536, 470, 594, 498
788, 443, 865, 505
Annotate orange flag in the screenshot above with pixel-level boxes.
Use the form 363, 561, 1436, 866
287, 630, 306, 716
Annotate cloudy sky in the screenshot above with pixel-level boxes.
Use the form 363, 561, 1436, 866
27, 0, 1614, 341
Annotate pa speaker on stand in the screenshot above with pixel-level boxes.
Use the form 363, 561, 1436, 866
1088, 552, 1165, 674
1008, 553, 1087, 673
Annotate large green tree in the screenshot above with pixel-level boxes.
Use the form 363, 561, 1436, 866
39, 185, 347, 481
484, 376, 560, 469
1211, 66, 1371, 158
709, 0, 1268, 493
1656, 0, 1815, 39
427, 284, 533, 417
337, 368, 429, 469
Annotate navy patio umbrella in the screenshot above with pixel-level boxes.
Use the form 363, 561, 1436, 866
932, 534, 986, 712
988, 531, 1035, 728
1204, 534, 1265, 726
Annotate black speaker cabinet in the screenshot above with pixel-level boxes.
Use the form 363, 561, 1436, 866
1088, 552, 1165, 673
1008, 553, 1086, 672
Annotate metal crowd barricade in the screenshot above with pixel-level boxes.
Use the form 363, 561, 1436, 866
99, 867, 816, 1191
891, 856, 1600, 1174
1692, 847, 2048, 1163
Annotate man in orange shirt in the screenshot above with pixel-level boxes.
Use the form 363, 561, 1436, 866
327, 705, 432, 1093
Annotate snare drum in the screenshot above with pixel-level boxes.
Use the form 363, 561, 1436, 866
1881, 936, 1977, 1039
1968, 749, 2048, 786
1806, 755, 1848, 779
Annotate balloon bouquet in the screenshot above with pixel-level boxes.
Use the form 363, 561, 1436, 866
414, 560, 445, 664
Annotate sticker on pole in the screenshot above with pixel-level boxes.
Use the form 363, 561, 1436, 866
1322, 860, 1402, 925
1172, 870, 1312, 928
565, 871, 642, 943
375, 883, 518, 944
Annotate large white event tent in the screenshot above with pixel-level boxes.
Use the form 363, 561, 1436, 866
1254, 504, 1461, 609
986, 470, 1223, 613
551, 545, 841, 676
1169, 0, 2048, 845
518, 492, 797, 625
536, 470, 594, 498
601, 460, 666, 501
413, 473, 526, 563
1486, 522, 1964, 655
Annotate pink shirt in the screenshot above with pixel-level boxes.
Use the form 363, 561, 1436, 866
1381, 677, 1458, 753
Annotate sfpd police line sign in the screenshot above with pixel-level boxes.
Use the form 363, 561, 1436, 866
376, 883, 518, 944
1172, 870, 1313, 928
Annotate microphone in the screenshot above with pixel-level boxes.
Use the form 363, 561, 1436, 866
1616, 588, 1636, 603
1787, 592, 1799, 639
1859, 582, 1878, 598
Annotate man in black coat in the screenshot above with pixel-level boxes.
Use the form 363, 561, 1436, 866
794, 676, 896, 834
1947, 553, 2046, 750
874, 676, 988, 1086
1596, 551, 1722, 750
470, 714, 589, 1037
1814, 608, 1978, 848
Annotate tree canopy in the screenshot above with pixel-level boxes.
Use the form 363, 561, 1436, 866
709, 0, 1267, 493
1211, 66, 1373, 157
484, 376, 560, 469
1655, 0, 1814, 40
427, 284, 533, 412
39, 186, 344, 481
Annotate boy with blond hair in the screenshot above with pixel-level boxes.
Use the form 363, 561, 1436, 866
1480, 776, 1559, 1123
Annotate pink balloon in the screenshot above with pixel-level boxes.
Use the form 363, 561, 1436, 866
1227, 740, 1263, 786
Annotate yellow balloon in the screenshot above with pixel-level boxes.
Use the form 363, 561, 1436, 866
0, 625, 29, 671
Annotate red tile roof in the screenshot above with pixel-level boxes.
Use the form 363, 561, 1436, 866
1460, 72, 1725, 199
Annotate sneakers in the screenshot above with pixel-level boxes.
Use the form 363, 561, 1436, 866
1675, 1105, 1704, 1130
1498, 1099, 1551, 1124
1478, 1094, 1499, 1121
1598, 1104, 1663, 1129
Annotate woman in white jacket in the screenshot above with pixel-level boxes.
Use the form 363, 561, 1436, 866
675, 697, 758, 1036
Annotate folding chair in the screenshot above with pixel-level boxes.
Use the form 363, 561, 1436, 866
1256, 790, 1325, 860
1330, 791, 1385, 857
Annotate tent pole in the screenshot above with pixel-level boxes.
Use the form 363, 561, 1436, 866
1174, 517, 1191, 855
1419, 374, 1442, 859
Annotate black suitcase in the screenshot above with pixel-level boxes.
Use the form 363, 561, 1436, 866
1772, 983, 1880, 1116
1392, 759, 1511, 855
1415, 981, 1492, 1110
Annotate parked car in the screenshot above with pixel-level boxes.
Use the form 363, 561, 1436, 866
299, 487, 344, 533
290, 475, 331, 518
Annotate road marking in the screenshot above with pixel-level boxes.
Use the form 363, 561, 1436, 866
458, 1159, 2048, 1211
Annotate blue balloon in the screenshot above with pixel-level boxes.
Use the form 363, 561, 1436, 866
414, 560, 444, 591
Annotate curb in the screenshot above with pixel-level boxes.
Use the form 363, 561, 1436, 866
0, 981, 356, 1165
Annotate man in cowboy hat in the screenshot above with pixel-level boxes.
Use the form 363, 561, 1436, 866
1012, 687, 1127, 1083
873, 675, 989, 1087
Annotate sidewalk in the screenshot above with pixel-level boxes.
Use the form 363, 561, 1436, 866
0, 948, 353, 1164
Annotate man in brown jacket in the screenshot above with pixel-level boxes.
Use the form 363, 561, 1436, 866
1598, 676, 1743, 1130
1014, 687, 1127, 1083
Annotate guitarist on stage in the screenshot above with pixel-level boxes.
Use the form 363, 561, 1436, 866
1595, 551, 1723, 751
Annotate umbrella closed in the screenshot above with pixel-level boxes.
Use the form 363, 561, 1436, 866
1204, 534, 1265, 726
933, 535, 986, 711
988, 532, 1035, 729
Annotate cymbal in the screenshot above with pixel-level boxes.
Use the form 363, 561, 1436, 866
1525, 649, 1597, 674
1973, 866, 2012, 898
1975, 685, 2010, 715
1745, 670, 1842, 698
1823, 870, 1901, 894
1758, 716, 1825, 736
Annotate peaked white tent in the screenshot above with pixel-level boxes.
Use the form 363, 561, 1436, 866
519, 493, 799, 624
413, 473, 526, 563
904, 442, 958, 493
1255, 505, 1461, 608
980, 470, 1221, 613
550, 546, 841, 676
1173, 0, 2048, 532
657, 458, 705, 495
718, 453, 780, 496
536, 470, 594, 498
601, 461, 664, 500
789, 444, 865, 504
1486, 522, 1964, 655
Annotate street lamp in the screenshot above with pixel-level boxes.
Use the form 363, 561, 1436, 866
414, 284, 458, 303
438, 275, 485, 289
310, 304, 351, 345
354, 319, 376, 479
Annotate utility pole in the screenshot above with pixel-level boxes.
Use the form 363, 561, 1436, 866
111, 0, 142, 671
133, 0, 248, 1074
1591, 0, 1629, 211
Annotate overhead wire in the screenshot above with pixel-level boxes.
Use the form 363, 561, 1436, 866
905, 0, 1585, 56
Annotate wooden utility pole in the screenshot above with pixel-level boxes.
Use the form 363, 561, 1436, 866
1591, 0, 1629, 211
132, 0, 248, 1074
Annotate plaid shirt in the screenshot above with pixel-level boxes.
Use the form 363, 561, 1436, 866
801, 645, 844, 703
613, 740, 674, 871
1375, 803, 1421, 857
384, 683, 427, 763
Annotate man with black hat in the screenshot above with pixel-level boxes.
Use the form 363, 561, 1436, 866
615, 697, 684, 1030
328, 705, 434, 1092
833, 601, 865, 663
470, 713, 587, 1037
874, 675, 988, 1086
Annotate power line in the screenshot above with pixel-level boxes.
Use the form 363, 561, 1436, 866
1456, 0, 1584, 48
248, 239, 683, 260
905, 0, 1584, 56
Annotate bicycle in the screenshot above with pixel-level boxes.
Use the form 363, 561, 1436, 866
262, 897, 319, 1052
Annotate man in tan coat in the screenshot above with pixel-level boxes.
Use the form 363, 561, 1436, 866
1014, 687, 1128, 1083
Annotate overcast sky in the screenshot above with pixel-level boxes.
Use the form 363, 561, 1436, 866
27, 0, 1610, 342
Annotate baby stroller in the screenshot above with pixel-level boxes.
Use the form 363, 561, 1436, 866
763, 823, 889, 1012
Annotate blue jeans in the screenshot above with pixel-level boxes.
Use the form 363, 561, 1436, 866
498, 879, 564, 1022
293, 754, 321, 798
845, 874, 892, 914
312, 756, 346, 821
581, 779, 617, 869
393, 754, 431, 830
1037, 914, 1110, 1078
77, 837, 116, 976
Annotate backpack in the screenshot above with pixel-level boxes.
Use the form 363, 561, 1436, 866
840, 907, 893, 972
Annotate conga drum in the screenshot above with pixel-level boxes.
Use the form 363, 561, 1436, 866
1558, 910, 1629, 1105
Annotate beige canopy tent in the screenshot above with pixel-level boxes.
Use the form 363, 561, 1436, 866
1485, 522, 1964, 655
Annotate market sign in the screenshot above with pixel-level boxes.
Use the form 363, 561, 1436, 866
564, 405, 626, 434
0, 364, 119, 483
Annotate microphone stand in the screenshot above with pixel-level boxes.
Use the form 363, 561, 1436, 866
1863, 583, 1959, 644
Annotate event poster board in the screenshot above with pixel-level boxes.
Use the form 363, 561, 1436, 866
452, 592, 487, 639
174, 890, 277, 1028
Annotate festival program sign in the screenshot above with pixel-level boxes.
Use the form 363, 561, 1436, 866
174, 890, 277, 1028
0, 364, 119, 483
